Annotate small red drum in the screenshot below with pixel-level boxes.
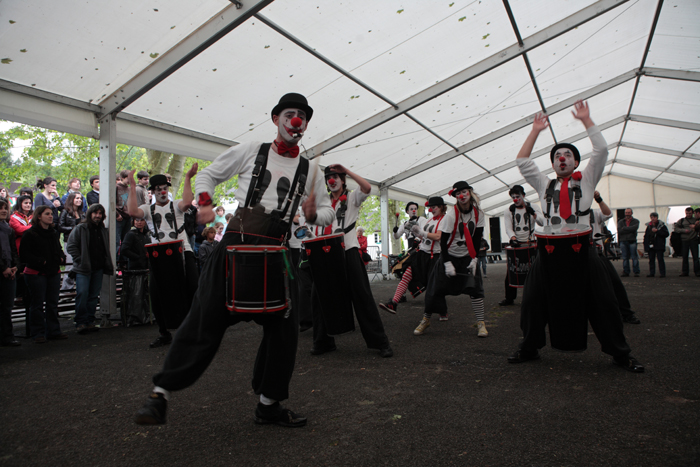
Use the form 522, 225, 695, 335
145, 240, 189, 329
505, 242, 537, 288
303, 233, 355, 336
225, 245, 289, 315
535, 225, 592, 352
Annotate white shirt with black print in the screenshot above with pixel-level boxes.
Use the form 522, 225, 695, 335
139, 201, 192, 252
418, 215, 442, 256
440, 205, 485, 258
504, 203, 543, 243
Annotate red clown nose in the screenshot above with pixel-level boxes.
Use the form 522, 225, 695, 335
559, 156, 566, 162
328, 179, 336, 186
290, 117, 302, 128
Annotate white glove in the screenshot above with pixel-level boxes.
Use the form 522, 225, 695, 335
411, 224, 423, 238
468, 258, 477, 277
444, 261, 456, 277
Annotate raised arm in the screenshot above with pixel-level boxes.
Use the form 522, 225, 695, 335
125, 170, 146, 219
327, 164, 371, 194
177, 163, 198, 212
517, 113, 549, 160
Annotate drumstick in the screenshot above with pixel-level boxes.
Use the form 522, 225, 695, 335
308, 155, 321, 201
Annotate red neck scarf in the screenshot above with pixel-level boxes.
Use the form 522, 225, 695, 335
559, 177, 571, 219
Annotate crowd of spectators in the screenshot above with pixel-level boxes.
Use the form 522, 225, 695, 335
0, 175, 229, 346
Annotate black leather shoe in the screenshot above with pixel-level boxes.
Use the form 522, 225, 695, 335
623, 315, 641, 324
254, 402, 307, 428
508, 349, 540, 363
379, 346, 393, 358
149, 334, 172, 349
498, 299, 514, 306
613, 356, 645, 373
310, 344, 336, 355
135, 392, 167, 425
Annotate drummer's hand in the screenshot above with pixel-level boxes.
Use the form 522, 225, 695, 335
444, 261, 456, 277
185, 163, 199, 179
198, 205, 215, 224
302, 193, 317, 224
468, 258, 477, 277
411, 224, 423, 238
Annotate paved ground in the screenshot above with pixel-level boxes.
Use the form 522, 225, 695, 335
1, 257, 698, 467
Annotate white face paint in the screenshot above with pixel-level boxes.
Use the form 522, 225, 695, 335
326, 174, 343, 193
154, 184, 169, 205
276, 108, 308, 145
429, 205, 443, 217
407, 205, 418, 218
455, 189, 471, 207
552, 148, 578, 177
511, 194, 524, 207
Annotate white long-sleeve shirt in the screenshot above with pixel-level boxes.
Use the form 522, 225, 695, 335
504, 202, 543, 243
517, 125, 608, 225
195, 142, 334, 227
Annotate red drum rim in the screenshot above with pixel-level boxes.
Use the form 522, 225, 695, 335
226, 245, 288, 253
302, 233, 345, 245
145, 239, 183, 248
536, 227, 591, 240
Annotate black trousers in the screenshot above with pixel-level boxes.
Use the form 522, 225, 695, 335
504, 275, 518, 301
152, 233, 299, 402
598, 250, 635, 320
648, 249, 666, 276
312, 247, 389, 350
423, 254, 484, 317
150, 250, 199, 335
519, 242, 631, 358
290, 248, 313, 328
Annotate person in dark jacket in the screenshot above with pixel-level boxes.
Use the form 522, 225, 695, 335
120, 217, 150, 270
617, 208, 640, 277
58, 192, 86, 291
86, 175, 100, 206
34, 177, 63, 227
643, 212, 669, 278
197, 226, 218, 270
66, 204, 114, 333
19, 205, 67, 343
0, 199, 21, 346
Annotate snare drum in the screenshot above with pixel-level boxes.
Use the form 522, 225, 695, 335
303, 234, 355, 336
535, 226, 592, 352
505, 242, 537, 288
145, 240, 189, 329
225, 245, 289, 315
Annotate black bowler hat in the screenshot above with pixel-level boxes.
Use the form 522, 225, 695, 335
426, 197, 445, 207
271, 93, 313, 122
550, 142, 580, 163
448, 181, 471, 197
324, 166, 345, 179
405, 202, 418, 213
149, 174, 171, 191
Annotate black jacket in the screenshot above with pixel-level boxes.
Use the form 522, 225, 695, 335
643, 221, 669, 251
86, 190, 100, 206
19, 225, 65, 275
66, 223, 114, 276
120, 227, 150, 270
0, 222, 19, 272
198, 240, 218, 268
58, 210, 85, 243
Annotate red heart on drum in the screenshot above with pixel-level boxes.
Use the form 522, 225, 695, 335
152, 251, 159, 258
322, 246, 331, 253
571, 244, 582, 253
545, 245, 555, 254
306, 249, 311, 256
166, 249, 172, 256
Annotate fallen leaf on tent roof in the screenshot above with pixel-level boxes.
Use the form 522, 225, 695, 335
150, 53, 159, 59
1, 58, 12, 64
20, 49, 27, 53
482, 34, 490, 39
459, 16, 466, 22
9, 20, 16, 24
397, 9, 404, 14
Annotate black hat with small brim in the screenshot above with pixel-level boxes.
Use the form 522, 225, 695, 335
508, 185, 526, 196
426, 196, 445, 207
405, 202, 418, 213
271, 93, 313, 122
149, 174, 171, 191
550, 143, 580, 163
449, 181, 471, 197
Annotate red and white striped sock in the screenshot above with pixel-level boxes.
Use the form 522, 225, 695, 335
392, 267, 412, 303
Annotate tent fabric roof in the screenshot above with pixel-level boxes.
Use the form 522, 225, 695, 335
1, 0, 698, 214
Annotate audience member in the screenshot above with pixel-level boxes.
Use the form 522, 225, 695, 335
66, 204, 114, 334
34, 177, 63, 227
643, 212, 669, 278
184, 201, 198, 249
9, 196, 33, 316
0, 186, 9, 203
674, 207, 699, 277
0, 199, 20, 346
617, 208, 640, 277
58, 192, 86, 291
18, 187, 34, 204
214, 222, 224, 242
86, 175, 100, 206
357, 227, 370, 265
60, 178, 87, 213
198, 226, 218, 270
119, 216, 151, 326
477, 238, 489, 278
20, 205, 67, 343
115, 170, 131, 251
135, 171, 149, 206
120, 217, 150, 270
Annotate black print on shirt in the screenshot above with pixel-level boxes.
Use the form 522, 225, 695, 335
272, 176, 291, 215
152, 213, 166, 240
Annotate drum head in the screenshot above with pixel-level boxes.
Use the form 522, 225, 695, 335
538, 224, 591, 238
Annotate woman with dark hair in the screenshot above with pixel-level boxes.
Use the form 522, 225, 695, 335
0, 199, 20, 346
58, 192, 86, 290
34, 177, 63, 227
66, 204, 114, 333
10, 195, 34, 316
198, 226, 218, 270
19, 205, 67, 343
0, 186, 9, 201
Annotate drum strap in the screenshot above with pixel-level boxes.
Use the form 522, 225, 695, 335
430, 215, 444, 258
510, 203, 534, 241
244, 143, 272, 209
447, 205, 479, 257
